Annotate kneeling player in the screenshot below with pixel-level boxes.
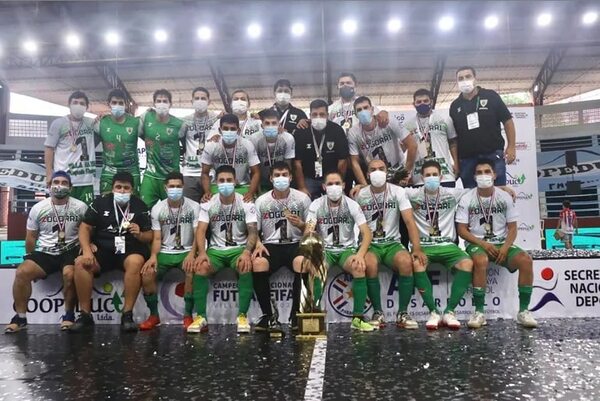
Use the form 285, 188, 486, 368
456, 159, 537, 329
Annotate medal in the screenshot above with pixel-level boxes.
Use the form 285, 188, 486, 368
484, 223, 492, 234
58, 231, 66, 241
51, 200, 70, 246
70, 144, 77, 152
121, 221, 130, 230
343, 121, 350, 130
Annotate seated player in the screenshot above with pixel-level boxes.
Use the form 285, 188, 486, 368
456, 159, 538, 329
252, 162, 312, 333
188, 165, 257, 334
139, 172, 201, 330
296, 170, 374, 332
5, 171, 88, 333
70, 172, 153, 332
355, 160, 425, 330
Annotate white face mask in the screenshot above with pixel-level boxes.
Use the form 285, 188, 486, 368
476, 174, 494, 189
369, 170, 387, 188
231, 100, 248, 114
193, 99, 208, 113
326, 185, 343, 202
458, 80, 475, 94
311, 118, 327, 131
70, 104, 86, 119
155, 103, 170, 116
275, 92, 291, 106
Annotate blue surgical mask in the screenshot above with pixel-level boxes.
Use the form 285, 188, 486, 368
357, 110, 373, 125
167, 187, 183, 201
273, 176, 290, 192
415, 103, 431, 116
221, 130, 238, 145
113, 192, 131, 205
218, 182, 235, 196
263, 126, 278, 139
424, 176, 441, 192
111, 105, 126, 118
339, 86, 355, 99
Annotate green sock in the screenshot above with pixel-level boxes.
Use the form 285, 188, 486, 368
397, 274, 414, 313
518, 285, 533, 312
193, 275, 209, 316
445, 270, 473, 313
184, 292, 194, 317
473, 287, 486, 313
144, 293, 159, 317
413, 272, 436, 312
313, 277, 323, 309
238, 272, 253, 314
366, 277, 382, 312
352, 277, 367, 317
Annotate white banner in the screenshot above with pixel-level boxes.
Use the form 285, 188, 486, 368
0, 160, 47, 192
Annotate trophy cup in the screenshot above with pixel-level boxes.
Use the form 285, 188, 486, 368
296, 232, 327, 339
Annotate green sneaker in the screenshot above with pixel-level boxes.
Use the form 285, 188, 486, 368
351, 317, 375, 332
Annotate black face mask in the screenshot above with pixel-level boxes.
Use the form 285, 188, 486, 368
339, 86, 355, 99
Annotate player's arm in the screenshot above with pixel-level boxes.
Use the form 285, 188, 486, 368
449, 138, 459, 175
142, 230, 162, 274
246, 164, 261, 202
78, 222, 95, 264
131, 225, 153, 243
293, 160, 309, 196
499, 186, 516, 201
350, 155, 368, 186
25, 230, 38, 254
44, 147, 55, 187
401, 208, 427, 265
194, 221, 210, 270
200, 164, 213, 202
503, 119, 516, 162
337, 158, 348, 177
402, 134, 418, 179
237, 222, 257, 273
356, 223, 372, 258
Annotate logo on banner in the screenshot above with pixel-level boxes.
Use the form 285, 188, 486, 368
515, 142, 531, 151
327, 272, 372, 318
516, 192, 534, 200
506, 172, 526, 186
513, 112, 528, 119
531, 267, 563, 312
518, 223, 535, 232
160, 281, 186, 318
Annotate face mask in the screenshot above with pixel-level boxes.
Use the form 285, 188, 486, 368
476, 175, 494, 189
167, 187, 183, 201
458, 80, 475, 94
155, 103, 170, 116
357, 110, 373, 125
424, 176, 441, 192
275, 92, 291, 106
218, 182, 235, 197
369, 170, 387, 188
311, 118, 327, 131
221, 130, 238, 145
231, 100, 248, 114
415, 103, 432, 115
193, 99, 208, 113
263, 126, 279, 140
70, 104, 86, 119
339, 86, 355, 99
326, 185, 343, 202
273, 176, 290, 192
51, 185, 70, 199
111, 105, 125, 118
113, 192, 131, 205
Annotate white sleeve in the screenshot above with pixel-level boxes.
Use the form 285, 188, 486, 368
284, 133, 295, 159
198, 202, 210, 223
206, 120, 220, 140
390, 118, 409, 142
199, 142, 215, 166
455, 194, 470, 224
44, 117, 65, 148
347, 130, 359, 156
192, 203, 201, 229
26, 204, 40, 231
150, 204, 161, 231
246, 140, 260, 167
348, 198, 367, 226
243, 201, 258, 225
301, 193, 312, 220
393, 186, 412, 211
445, 114, 457, 140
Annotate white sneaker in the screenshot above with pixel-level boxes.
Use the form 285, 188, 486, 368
396, 312, 418, 329
237, 314, 251, 334
425, 311, 442, 330
467, 311, 487, 329
516, 310, 538, 328
442, 311, 461, 330
369, 310, 385, 329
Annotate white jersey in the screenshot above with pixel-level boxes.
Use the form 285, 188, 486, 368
306, 195, 367, 251
181, 111, 221, 176
199, 193, 257, 249
26, 197, 88, 255
329, 98, 381, 133
456, 188, 518, 245
406, 187, 466, 246
355, 184, 411, 244
151, 197, 201, 254
347, 118, 408, 168
45, 116, 97, 187
208, 113, 262, 140
255, 189, 311, 244
403, 110, 457, 185
248, 130, 295, 183
199, 138, 260, 185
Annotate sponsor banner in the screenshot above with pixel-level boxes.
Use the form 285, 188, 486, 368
537, 149, 600, 192
0, 160, 47, 192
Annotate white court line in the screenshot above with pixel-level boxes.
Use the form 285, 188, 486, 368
304, 338, 328, 401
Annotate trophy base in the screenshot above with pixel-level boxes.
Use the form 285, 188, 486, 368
295, 312, 327, 340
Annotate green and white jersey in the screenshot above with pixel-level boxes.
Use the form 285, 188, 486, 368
96, 115, 142, 174
199, 193, 258, 249
403, 110, 457, 185
355, 184, 411, 244
140, 110, 184, 179
329, 98, 381, 133
45, 116, 97, 187
248, 130, 295, 183
306, 195, 367, 251
151, 197, 201, 254
199, 138, 260, 185
456, 188, 518, 245
255, 188, 311, 244
347, 118, 407, 168
26, 197, 88, 255
208, 113, 262, 139
406, 187, 465, 246
181, 111, 221, 177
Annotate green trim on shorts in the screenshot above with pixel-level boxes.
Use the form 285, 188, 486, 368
368, 242, 406, 268
325, 249, 355, 269
210, 183, 249, 196
156, 251, 189, 280
422, 244, 470, 270
101, 169, 140, 195
206, 247, 245, 272
70, 185, 95, 206
466, 243, 524, 271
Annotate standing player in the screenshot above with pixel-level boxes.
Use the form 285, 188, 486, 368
557, 200, 578, 250
456, 159, 538, 329
208, 89, 262, 139
139, 172, 201, 330
187, 166, 257, 334
252, 162, 312, 332
258, 79, 308, 135
5, 171, 88, 333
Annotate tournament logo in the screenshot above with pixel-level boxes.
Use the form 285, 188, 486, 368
516, 192, 534, 200
530, 266, 563, 312
160, 280, 186, 318
506, 172, 526, 186
327, 272, 372, 318
518, 223, 535, 232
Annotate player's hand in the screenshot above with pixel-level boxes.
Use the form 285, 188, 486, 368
375, 110, 389, 128
252, 243, 270, 259
297, 119, 310, 130
194, 254, 210, 273
349, 184, 365, 199
286, 213, 303, 228
201, 193, 212, 203
90, 243, 98, 253
351, 255, 366, 274
141, 257, 157, 275
80, 250, 95, 268
412, 250, 428, 267
217, 111, 225, 119
243, 191, 255, 203
482, 242, 499, 258
237, 250, 252, 273
505, 146, 516, 164
495, 245, 509, 265
182, 254, 195, 273
210, 134, 221, 143
127, 223, 141, 237
250, 112, 261, 120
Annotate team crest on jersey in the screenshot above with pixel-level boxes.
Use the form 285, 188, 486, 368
326, 141, 334, 151
290, 114, 297, 121
104, 211, 110, 217
306, 144, 312, 149
126, 127, 134, 135
327, 272, 372, 318
167, 128, 174, 136
480, 99, 488, 109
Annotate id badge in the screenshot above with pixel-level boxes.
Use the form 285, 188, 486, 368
417, 140, 429, 159
467, 112, 480, 130
115, 236, 126, 254
314, 160, 323, 178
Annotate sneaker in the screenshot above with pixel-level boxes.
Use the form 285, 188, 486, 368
467, 311, 487, 329
516, 310, 538, 328
268, 316, 284, 337
369, 310, 386, 329
60, 311, 76, 331
351, 317, 375, 332
69, 312, 94, 333
121, 311, 138, 333
237, 314, 250, 334
396, 312, 418, 329
5, 315, 27, 334
255, 315, 270, 332
187, 315, 208, 333
442, 311, 461, 330
425, 311, 442, 330
183, 316, 193, 330
139, 315, 161, 331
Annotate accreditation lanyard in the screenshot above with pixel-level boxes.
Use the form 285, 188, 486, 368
424, 190, 440, 232
310, 127, 326, 162
370, 185, 388, 221
416, 114, 431, 143
279, 108, 290, 128
265, 138, 279, 167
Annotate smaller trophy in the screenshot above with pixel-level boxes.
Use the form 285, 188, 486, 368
296, 232, 327, 339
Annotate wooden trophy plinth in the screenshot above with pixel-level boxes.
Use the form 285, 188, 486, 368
296, 312, 327, 340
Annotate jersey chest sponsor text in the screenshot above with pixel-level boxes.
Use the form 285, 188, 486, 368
262, 209, 300, 219
360, 201, 397, 211
468, 205, 506, 215
159, 215, 195, 225
317, 215, 351, 225
416, 200, 454, 211
39, 215, 80, 223
210, 213, 245, 222
359, 132, 394, 149
214, 155, 248, 165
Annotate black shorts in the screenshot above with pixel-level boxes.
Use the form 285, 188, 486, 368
94, 246, 149, 273
24, 247, 80, 277
264, 243, 299, 273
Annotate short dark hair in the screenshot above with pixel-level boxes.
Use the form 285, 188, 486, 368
273, 79, 292, 93
192, 86, 210, 99
338, 72, 357, 84
456, 66, 476, 77
310, 99, 328, 112
261, 109, 279, 121
153, 89, 172, 103
353, 96, 372, 110
421, 160, 441, 174
231, 89, 250, 103
475, 158, 495, 172
216, 165, 236, 179
324, 170, 343, 182
270, 161, 291, 176
563, 200, 571, 208
107, 89, 127, 104
68, 91, 89, 107
164, 171, 184, 184
413, 88, 432, 101
220, 113, 240, 129
112, 171, 134, 186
